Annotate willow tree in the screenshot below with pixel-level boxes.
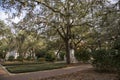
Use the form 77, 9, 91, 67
1, 0, 108, 64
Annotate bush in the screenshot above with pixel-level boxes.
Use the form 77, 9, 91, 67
75, 49, 90, 62
45, 51, 55, 62
92, 49, 120, 72
113, 38, 120, 50
37, 58, 46, 62
26, 56, 32, 61
8, 56, 14, 61
17, 56, 23, 61
113, 38, 120, 77
59, 52, 65, 60
91, 38, 120, 79
114, 50, 120, 79
35, 49, 46, 58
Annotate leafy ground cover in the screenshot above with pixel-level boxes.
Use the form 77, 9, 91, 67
4, 62, 67, 73
40, 69, 118, 80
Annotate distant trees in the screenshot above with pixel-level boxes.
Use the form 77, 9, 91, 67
13, 29, 47, 60
0, 19, 47, 60
0, 20, 12, 59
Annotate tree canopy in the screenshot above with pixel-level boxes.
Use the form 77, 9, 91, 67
0, 0, 120, 64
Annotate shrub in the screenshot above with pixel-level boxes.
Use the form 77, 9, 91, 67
26, 56, 32, 61
113, 50, 120, 79
8, 56, 14, 61
59, 52, 65, 60
17, 56, 23, 61
75, 49, 90, 62
92, 49, 120, 72
35, 49, 46, 58
91, 38, 120, 79
113, 38, 120, 50
45, 51, 55, 62
37, 58, 46, 62
113, 38, 120, 79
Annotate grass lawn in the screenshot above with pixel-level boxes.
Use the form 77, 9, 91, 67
2, 61, 43, 66
4, 62, 67, 73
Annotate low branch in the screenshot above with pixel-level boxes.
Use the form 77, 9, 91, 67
56, 44, 63, 57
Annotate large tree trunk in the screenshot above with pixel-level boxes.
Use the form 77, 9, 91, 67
70, 48, 78, 63
65, 40, 71, 64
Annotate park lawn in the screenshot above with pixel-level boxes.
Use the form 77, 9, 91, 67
5, 63, 67, 73
2, 61, 43, 66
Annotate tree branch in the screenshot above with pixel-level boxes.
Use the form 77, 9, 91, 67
56, 28, 65, 40
60, 25, 66, 37
35, 0, 65, 16
71, 22, 93, 27
55, 44, 63, 57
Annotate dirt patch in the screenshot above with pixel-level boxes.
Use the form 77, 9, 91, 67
40, 69, 118, 80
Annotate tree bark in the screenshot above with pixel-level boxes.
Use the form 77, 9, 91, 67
65, 40, 70, 64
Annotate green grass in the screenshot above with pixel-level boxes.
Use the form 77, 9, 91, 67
5, 63, 67, 73
2, 62, 43, 66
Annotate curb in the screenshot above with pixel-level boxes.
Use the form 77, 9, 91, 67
0, 64, 13, 75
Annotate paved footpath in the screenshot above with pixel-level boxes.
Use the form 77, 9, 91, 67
0, 64, 92, 80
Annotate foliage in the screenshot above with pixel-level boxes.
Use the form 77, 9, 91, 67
35, 49, 47, 58
92, 49, 109, 71
0, 0, 119, 67
15, 30, 46, 58
26, 56, 32, 61
113, 38, 120, 79
0, 20, 11, 36
0, 20, 12, 59
59, 52, 65, 61
17, 56, 23, 61
1, 0, 109, 64
8, 56, 14, 61
0, 45, 8, 59
75, 49, 90, 62
37, 58, 46, 62
113, 38, 120, 50
26, 56, 36, 61
92, 49, 120, 72
45, 51, 55, 62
